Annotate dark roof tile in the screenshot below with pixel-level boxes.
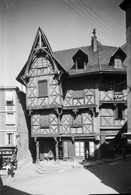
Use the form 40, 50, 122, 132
53, 43, 119, 72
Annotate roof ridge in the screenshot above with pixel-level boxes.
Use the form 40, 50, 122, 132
53, 45, 91, 53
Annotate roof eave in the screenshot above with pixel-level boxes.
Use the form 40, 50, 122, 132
69, 70, 126, 77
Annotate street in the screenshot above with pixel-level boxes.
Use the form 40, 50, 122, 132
1, 157, 131, 195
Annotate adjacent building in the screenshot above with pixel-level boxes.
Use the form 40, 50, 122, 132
16, 27, 127, 162
120, 0, 131, 139
0, 86, 31, 168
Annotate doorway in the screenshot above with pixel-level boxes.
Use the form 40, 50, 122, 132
75, 141, 85, 160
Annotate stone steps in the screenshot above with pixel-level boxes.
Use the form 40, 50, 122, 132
35, 161, 83, 174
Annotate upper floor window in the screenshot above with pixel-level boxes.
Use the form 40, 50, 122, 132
38, 80, 48, 97
72, 114, 82, 127
114, 56, 123, 69
39, 114, 49, 128
37, 56, 48, 68
75, 57, 86, 69
72, 49, 88, 70
114, 104, 124, 120
72, 90, 83, 99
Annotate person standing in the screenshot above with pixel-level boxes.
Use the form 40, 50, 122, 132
85, 149, 89, 160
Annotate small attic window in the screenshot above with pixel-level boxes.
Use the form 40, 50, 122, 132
114, 56, 123, 69
72, 49, 88, 70
75, 57, 86, 69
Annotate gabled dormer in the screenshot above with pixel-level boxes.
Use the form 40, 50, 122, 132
72, 49, 88, 70
109, 47, 126, 69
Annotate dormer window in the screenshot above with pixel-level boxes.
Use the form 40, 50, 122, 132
114, 56, 123, 69
75, 57, 86, 69
109, 48, 126, 68
72, 49, 88, 70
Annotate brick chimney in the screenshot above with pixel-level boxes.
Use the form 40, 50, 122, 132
91, 29, 97, 52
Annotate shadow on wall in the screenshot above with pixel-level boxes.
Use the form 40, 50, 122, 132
84, 122, 131, 194
17, 91, 36, 163
94, 122, 128, 160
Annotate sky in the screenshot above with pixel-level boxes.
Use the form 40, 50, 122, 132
0, 0, 125, 89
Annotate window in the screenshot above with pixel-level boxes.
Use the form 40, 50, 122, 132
72, 114, 82, 126
6, 100, 13, 106
6, 113, 15, 125
5, 133, 15, 145
114, 104, 124, 120
72, 50, 88, 70
76, 58, 85, 69
72, 90, 83, 99
39, 114, 49, 128
75, 57, 87, 69
114, 57, 123, 69
38, 80, 48, 97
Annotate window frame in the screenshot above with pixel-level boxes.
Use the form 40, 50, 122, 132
114, 57, 123, 69
38, 80, 48, 98
71, 114, 82, 127
72, 90, 84, 99
39, 114, 50, 128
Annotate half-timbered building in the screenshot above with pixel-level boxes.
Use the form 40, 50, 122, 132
16, 27, 127, 162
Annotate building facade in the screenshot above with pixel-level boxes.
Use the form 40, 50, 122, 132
120, 0, 131, 138
0, 87, 31, 168
17, 28, 127, 162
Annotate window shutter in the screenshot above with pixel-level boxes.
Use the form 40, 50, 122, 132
39, 115, 49, 127
38, 80, 48, 97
